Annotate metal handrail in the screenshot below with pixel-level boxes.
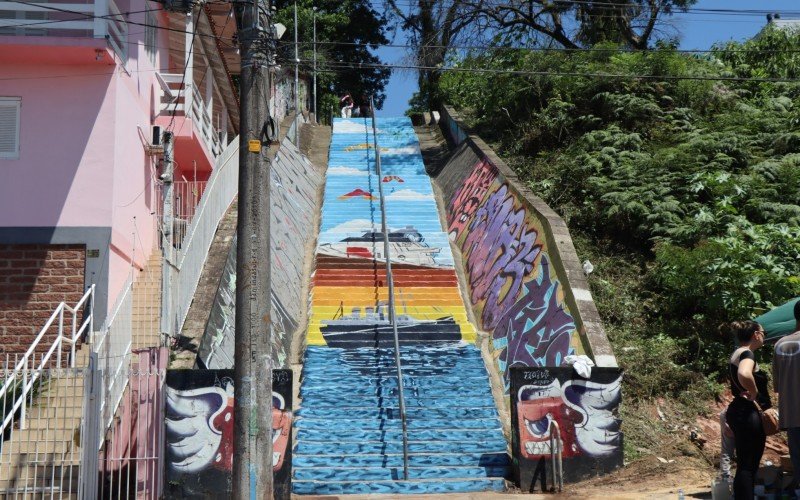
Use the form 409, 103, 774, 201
549, 420, 564, 492
0, 285, 95, 433
369, 100, 410, 480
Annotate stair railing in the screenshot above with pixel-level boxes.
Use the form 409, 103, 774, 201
549, 420, 564, 492
0, 285, 94, 434
369, 100, 410, 480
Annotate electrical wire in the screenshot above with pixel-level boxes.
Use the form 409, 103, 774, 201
297, 57, 800, 83
293, 39, 800, 54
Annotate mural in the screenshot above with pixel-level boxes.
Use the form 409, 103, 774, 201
445, 156, 581, 387
308, 117, 475, 348
293, 117, 508, 494
510, 366, 623, 490
196, 136, 321, 369
164, 369, 293, 499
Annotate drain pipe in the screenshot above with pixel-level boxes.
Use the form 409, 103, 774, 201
370, 99, 410, 480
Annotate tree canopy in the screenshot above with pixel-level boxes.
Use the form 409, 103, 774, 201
273, 0, 391, 112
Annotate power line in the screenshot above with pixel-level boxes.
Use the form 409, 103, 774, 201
2, 0, 236, 43
298, 58, 800, 83
168, 12, 201, 132
295, 39, 800, 54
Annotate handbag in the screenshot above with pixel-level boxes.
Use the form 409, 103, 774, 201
754, 401, 780, 436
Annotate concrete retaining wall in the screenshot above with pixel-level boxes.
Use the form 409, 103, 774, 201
196, 129, 323, 369
435, 106, 617, 385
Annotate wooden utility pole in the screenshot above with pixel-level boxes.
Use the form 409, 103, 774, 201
233, 0, 274, 497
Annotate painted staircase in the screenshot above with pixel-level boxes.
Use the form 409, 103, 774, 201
292, 117, 509, 495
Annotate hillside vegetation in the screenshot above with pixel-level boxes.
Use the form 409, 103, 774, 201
438, 28, 800, 456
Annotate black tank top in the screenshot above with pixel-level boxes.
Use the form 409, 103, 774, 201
729, 348, 772, 409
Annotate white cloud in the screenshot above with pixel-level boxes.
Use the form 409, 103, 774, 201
383, 146, 421, 156
328, 166, 365, 176
334, 120, 382, 134
385, 189, 434, 201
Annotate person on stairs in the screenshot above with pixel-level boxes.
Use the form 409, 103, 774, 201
723, 320, 771, 500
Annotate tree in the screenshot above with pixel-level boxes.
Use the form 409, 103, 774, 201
273, 0, 391, 111
472, 0, 697, 50
386, 0, 483, 111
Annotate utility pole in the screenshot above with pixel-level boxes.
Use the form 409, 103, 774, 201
293, 0, 299, 142
233, 0, 274, 496
312, 6, 317, 121
159, 130, 174, 344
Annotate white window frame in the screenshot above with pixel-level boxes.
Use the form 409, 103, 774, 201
0, 97, 21, 160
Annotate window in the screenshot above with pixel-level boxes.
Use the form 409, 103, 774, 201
145, 10, 157, 66
0, 98, 20, 159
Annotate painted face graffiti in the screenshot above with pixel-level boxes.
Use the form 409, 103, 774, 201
165, 382, 292, 474
447, 160, 498, 239
462, 184, 543, 329
493, 255, 576, 385
517, 375, 622, 460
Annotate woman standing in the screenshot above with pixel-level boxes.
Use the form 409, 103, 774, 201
725, 320, 770, 500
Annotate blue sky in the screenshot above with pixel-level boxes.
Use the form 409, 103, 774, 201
376, 0, 799, 116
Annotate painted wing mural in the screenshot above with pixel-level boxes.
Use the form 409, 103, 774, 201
510, 367, 623, 489
164, 370, 293, 498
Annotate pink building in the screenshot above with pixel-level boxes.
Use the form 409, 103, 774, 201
0, 0, 238, 343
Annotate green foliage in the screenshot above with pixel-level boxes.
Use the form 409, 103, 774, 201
272, 0, 390, 109
439, 27, 800, 415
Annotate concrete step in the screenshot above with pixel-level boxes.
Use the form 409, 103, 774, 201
293, 465, 508, 481
292, 477, 506, 495
296, 406, 499, 420
295, 439, 508, 456
292, 452, 509, 470
295, 417, 502, 432
295, 427, 504, 443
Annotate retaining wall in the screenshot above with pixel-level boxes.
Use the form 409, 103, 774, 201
435, 106, 617, 381
196, 130, 323, 369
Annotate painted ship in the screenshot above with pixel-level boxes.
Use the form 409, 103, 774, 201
321, 304, 461, 348
318, 226, 442, 267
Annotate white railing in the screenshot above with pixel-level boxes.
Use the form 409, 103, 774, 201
93, 278, 133, 433
164, 137, 239, 338
0, 285, 94, 435
0, 0, 128, 61
158, 73, 222, 158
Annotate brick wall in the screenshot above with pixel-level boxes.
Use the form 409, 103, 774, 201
0, 244, 86, 358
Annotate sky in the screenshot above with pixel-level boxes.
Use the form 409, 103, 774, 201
375, 0, 799, 116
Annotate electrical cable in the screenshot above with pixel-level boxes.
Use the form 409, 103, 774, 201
296, 57, 800, 83
293, 39, 800, 54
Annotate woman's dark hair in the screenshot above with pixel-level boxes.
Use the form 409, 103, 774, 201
719, 320, 762, 343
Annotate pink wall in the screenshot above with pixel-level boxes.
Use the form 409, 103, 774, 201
0, 1, 171, 312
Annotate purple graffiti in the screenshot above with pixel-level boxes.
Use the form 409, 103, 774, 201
462, 184, 543, 329
494, 255, 576, 383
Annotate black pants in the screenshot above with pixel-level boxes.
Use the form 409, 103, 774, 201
727, 398, 766, 500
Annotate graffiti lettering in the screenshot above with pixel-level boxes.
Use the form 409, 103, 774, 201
462, 184, 542, 329
493, 255, 575, 385
447, 160, 498, 239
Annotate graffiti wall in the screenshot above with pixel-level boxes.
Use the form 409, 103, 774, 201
435, 106, 617, 388
510, 366, 623, 490
197, 131, 322, 369
164, 369, 293, 499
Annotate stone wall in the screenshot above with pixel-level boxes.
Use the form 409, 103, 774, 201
435, 106, 617, 386
0, 244, 86, 356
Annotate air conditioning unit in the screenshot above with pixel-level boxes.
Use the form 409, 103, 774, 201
152, 125, 162, 146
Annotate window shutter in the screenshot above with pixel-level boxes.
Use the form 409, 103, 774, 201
0, 98, 20, 158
